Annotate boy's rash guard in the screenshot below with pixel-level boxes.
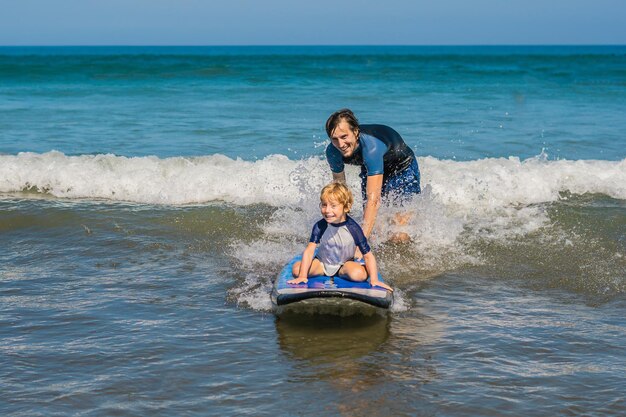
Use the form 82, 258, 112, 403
309, 215, 370, 276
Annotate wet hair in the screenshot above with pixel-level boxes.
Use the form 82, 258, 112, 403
320, 182, 354, 212
325, 108, 360, 138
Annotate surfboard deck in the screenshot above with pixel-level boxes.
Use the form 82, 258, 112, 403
271, 254, 393, 309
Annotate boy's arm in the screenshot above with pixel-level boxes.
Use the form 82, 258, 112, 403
288, 242, 317, 284
363, 251, 393, 291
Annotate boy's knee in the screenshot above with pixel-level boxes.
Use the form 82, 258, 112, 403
292, 261, 301, 277
349, 266, 367, 281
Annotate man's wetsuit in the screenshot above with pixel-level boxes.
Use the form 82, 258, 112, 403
325, 124, 421, 201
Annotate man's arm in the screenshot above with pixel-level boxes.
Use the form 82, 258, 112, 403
332, 171, 346, 183
361, 174, 383, 238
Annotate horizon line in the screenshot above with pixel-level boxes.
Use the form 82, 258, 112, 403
1, 43, 625, 48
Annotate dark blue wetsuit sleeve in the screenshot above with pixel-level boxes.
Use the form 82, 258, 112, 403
325, 144, 345, 173
360, 133, 388, 176
309, 219, 328, 243
345, 217, 371, 255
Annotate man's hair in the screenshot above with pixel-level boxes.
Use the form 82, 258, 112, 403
325, 108, 359, 138
320, 181, 354, 212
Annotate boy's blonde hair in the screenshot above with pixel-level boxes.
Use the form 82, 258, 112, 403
320, 182, 353, 212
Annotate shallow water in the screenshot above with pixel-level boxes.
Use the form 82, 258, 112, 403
1, 197, 624, 415
1, 46, 625, 415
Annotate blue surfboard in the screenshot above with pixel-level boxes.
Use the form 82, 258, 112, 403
271, 254, 393, 309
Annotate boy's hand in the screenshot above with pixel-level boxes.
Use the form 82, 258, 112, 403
370, 279, 393, 292
287, 277, 308, 285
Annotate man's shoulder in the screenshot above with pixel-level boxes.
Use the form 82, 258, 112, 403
325, 142, 341, 157
360, 124, 400, 138
360, 123, 389, 131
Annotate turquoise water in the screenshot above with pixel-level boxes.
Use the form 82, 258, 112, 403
1, 46, 625, 416
2, 46, 625, 160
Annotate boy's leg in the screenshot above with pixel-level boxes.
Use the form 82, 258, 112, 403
338, 261, 368, 282
292, 258, 325, 278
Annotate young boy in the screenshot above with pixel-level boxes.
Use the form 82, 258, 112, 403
288, 182, 393, 291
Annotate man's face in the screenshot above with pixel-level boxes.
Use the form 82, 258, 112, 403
330, 120, 359, 158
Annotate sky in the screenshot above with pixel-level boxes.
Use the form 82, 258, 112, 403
1, 0, 625, 46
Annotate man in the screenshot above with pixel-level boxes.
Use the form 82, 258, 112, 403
325, 108, 421, 246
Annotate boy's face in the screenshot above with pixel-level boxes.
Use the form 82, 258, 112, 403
319, 197, 348, 224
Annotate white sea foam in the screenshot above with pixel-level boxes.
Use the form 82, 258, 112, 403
0, 151, 313, 205
210, 150, 623, 309
5, 151, 623, 310
422, 152, 626, 209
2, 151, 625, 206
4, 150, 625, 268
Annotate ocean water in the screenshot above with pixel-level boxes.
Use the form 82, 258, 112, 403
1, 46, 625, 416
